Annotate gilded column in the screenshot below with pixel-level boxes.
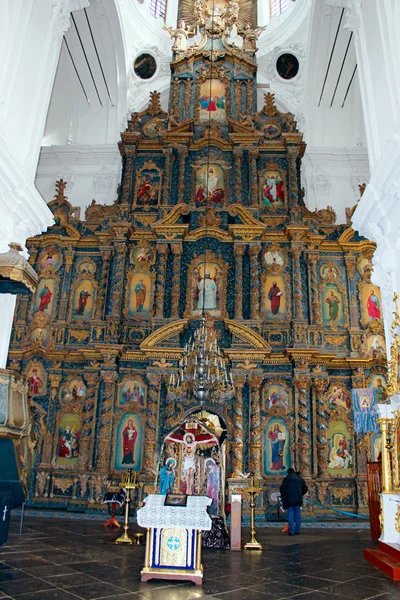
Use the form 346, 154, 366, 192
121, 147, 136, 204
97, 370, 118, 470
234, 244, 245, 319
345, 254, 359, 328
249, 376, 263, 477
143, 373, 161, 476
172, 77, 180, 113
307, 252, 320, 324
184, 79, 192, 119
249, 244, 261, 319
246, 80, 253, 112
293, 368, 311, 477
235, 80, 242, 117
177, 148, 188, 204
155, 244, 169, 318
287, 146, 300, 208
231, 375, 245, 475
378, 418, 393, 493
95, 246, 112, 320
249, 148, 259, 206
78, 371, 99, 470
59, 246, 75, 321
311, 376, 329, 477
41, 373, 61, 465
291, 246, 304, 320
110, 227, 129, 319
233, 148, 243, 204
162, 148, 173, 205
170, 243, 182, 319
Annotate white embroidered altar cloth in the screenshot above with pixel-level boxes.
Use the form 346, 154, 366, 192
137, 495, 212, 530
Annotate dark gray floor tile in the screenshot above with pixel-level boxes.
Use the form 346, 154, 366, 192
136, 587, 209, 600
40, 573, 100, 588
0, 577, 56, 595
62, 581, 132, 599
318, 582, 385, 599
10, 590, 84, 600
0, 569, 35, 583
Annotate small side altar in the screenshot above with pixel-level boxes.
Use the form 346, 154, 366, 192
137, 494, 212, 585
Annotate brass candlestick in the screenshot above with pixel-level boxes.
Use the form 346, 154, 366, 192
243, 474, 263, 551
115, 470, 138, 544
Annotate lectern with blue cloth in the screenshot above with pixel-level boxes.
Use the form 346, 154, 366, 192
137, 494, 212, 585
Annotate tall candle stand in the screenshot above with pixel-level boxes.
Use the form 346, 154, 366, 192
115, 470, 138, 544
243, 474, 263, 551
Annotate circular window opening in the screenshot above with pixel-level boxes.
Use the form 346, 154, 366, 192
276, 53, 299, 80
134, 53, 157, 80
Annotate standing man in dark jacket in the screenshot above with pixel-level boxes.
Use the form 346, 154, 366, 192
280, 468, 308, 536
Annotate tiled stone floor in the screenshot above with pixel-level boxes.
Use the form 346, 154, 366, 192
0, 516, 398, 599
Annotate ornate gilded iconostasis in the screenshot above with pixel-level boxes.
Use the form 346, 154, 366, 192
8, 0, 387, 516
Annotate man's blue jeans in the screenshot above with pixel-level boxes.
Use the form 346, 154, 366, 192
287, 505, 301, 535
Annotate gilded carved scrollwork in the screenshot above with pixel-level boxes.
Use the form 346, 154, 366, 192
143, 372, 161, 476
78, 372, 99, 470
97, 370, 118, 470
155, 244, 169, 318
249, 375, 263, 477
249, 244, 260, 319
177, 148, 188, 204
294, 371, 311, 477
95, 248, 112, 320
291, 246, 304, 321
249, 148, 259, 207
233, 148, 243, 204
231, 374, 245, 475
234, 244, 244, 319
307, 253, 321, 323
312, 376, 329, 476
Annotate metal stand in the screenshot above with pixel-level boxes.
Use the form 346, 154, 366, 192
115, 470, 138, 545
243, 475, 263, 551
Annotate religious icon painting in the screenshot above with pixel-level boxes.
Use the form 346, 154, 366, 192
72, 279, 95, 320
366, 334, 386, 358
327, 420, 353, 475
118, 378, 146, 408
262, 247, 286, 274
320, 264, 340, 281
264, 417, 290, 476
127, 272, 152, 318
263, 123, 281, 140
369, 374, 387, 404
134, 161, 162, 207
198, 79, 226, 124
360, 283, 383, 324
326, 382, 351, 411
264, 383, 289, 410
62, 379, 86, 403
195, 163, 225, 207
262, 275, 287, 320
33, 279, 56, 316
358, 256, 374, 281
114, 412, 142, 471
321, 283, 345, 326
27, 362, 47, 397
56, 413, 81, 466
189, 261, 223, 317
371, 432, 382, 461
131, 246, 155, 270
39, 247, 62, 272
77, 258, 96, 276
259, 168, 286, 208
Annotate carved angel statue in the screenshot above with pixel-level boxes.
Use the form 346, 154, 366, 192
167, 109, 180, 130
242, 22, 267, 52
163, 20, 189, 52
226, 0, 239, 27
241, 111, 255, 130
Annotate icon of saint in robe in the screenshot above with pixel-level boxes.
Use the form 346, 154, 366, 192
268, 281, 283, 315
325, 291, 340, 321
134, 279, 147, 312
122, 419, 138, 465
38, 285, 52, 312
197, 270, 217, 310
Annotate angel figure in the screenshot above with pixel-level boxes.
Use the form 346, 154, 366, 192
167, 110, 180, 130
241, 111, 255, 130
226, 0, 239, 27
164, 20, 189, 52
242, 22, 267, 52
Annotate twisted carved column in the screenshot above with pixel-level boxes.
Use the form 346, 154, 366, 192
155, 244, 169, 318
311, 377, 329, 477
249, 148, 259, 206
345, 254, 359, 328
249, 376, 263, 477
246, 80, 253, 112
172, 77, 180, 113
143, 373, 161, 476
59, 247, 75, 321
121, 147, 136, 204
95, 248, 112, 319
170, 244, 182, 319
234, 244, 245, 319
287, 146, 300, 208
42, 373, 61, 465
162, 148, 173, 205
233, 148, 243, 204
110, 230, 129, 319
291, 246, 304, 320
235, 80, 242, 117
231, 375, 245, 475
97, 370, 117, 470
294, 372, 311, 477
307, 252, 320, 324
78, 372, 99, 470
249, 244, 261, 319
177, 148, 188, 203
184, 79, 192, 114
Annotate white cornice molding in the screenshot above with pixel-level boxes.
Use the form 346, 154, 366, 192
0, 134, 53, 253
258, 0, 313, 57
51, 0, 90, 35
325, 0, 362, 32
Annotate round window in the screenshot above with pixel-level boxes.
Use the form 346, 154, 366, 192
276, 53, 299, 80
134, 53, 157, 80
